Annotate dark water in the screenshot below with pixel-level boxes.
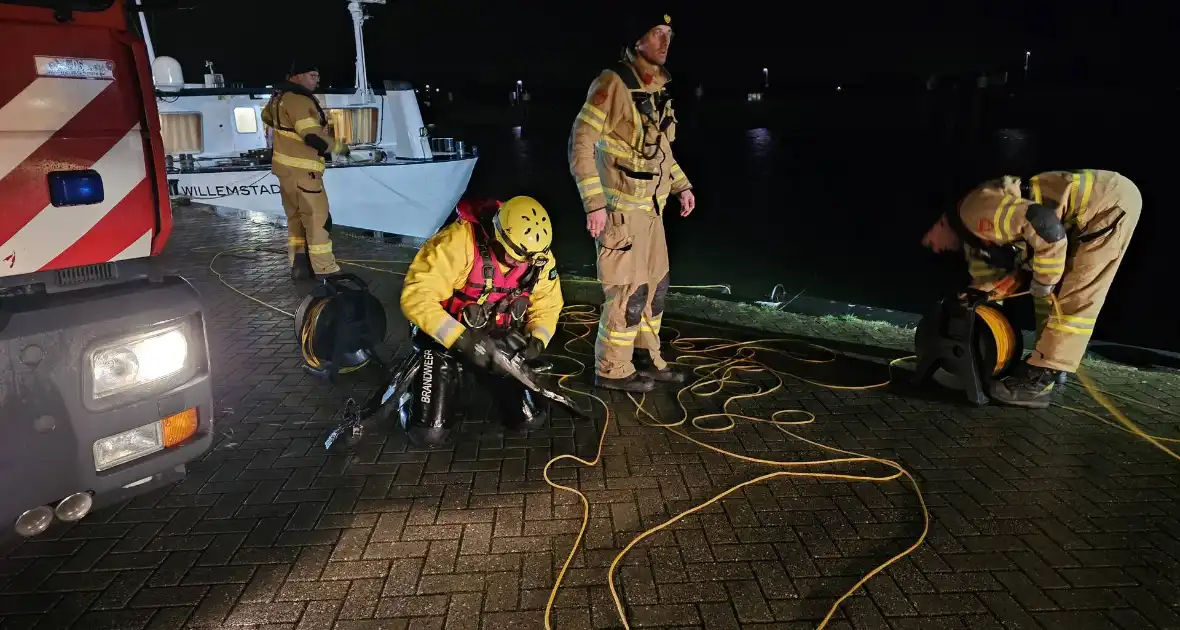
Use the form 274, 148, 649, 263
445, 94, 1178, 352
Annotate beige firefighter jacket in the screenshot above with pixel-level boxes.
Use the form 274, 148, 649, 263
961, 170, 1127, 292
569, 50, 691, 215
957, 185, 1068, 293
1025, 170, 1125, 236
261, 84, 339, 179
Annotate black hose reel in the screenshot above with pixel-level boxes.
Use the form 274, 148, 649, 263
295, 274, 387, 381
912, 290, 1023, 405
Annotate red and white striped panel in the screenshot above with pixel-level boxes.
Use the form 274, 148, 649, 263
0, 72, 155, 278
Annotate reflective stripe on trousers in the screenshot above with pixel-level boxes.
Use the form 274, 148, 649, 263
594, 211, 670, 378
1027, 180, 1142, 373
279, 174, 339, 275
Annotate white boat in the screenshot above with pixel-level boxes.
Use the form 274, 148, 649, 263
144, 0, 475, 241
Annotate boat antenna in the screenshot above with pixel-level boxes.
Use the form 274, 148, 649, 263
348, 0, 386, 103
134, 0, 157, 65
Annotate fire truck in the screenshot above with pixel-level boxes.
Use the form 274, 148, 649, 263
0, 0, 212, 538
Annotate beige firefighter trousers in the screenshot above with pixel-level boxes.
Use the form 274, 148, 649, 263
1029, 176, 1142, 373
279, 171, 339, 275
595, 210, 671, 378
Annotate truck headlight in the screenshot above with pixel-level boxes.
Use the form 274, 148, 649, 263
90, 323, 190, 399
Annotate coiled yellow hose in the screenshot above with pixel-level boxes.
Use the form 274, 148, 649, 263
974, 303, 1018, 376
299, 298, 366, 374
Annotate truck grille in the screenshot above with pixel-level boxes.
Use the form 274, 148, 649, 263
57, 263, 118, 286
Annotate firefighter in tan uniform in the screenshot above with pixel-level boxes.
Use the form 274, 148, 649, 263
568, 12, 695, 393
261, 61, 349, 280
923, 170, 1142, 408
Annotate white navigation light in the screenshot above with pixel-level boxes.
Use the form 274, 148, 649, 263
35, 56, 114, 80
90, 324, 189, 398
93, 422, 164, 471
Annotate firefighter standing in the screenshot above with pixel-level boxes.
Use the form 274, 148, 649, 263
569, 12, 695, 393
399, 197, 564, 445
922, 170, 1142, 408
261, 61, 348, 280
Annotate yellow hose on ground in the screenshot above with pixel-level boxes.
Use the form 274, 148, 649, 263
204, 245, 1178, 627
540, 304, 924, 629
1047, 294, 1180, 462
202, 245, 402, 371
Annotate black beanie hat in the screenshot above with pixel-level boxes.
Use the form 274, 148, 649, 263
287, 59, 318, 78
625, 12, 672, 48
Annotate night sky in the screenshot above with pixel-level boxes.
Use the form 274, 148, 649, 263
144, 0, 1162, 93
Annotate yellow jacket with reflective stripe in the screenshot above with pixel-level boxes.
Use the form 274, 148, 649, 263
1025, 169, 1123, 235
400, 219, 563, 349
569, 52, 691, 214
261, 90, 335, 178
957, 186, 1068, 290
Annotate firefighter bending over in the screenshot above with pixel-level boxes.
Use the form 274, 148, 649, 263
398, 197, 563, 446
569, 12, 696, 393
923, 170, 1142, 408
261, 60, 349, 280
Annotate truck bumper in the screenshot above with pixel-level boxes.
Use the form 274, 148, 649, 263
0, 276, 213, 538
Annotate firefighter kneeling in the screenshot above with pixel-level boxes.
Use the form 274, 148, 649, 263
398, 197, 563, 446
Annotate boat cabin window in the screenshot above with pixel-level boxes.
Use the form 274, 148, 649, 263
233, 107, 258, 134
159, 112, 203, 154
327, 108, 378, 145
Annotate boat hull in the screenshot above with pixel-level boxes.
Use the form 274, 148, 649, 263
168, 158, 477, 240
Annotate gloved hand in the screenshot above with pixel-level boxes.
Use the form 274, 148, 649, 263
987, 273, 1022, 301
521, 337, 545, 361
1030, 278, 1056, 299
452, 329, 502, 370
332, 138, 350, 157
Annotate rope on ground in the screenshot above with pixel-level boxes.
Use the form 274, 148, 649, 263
540, 295, 1179, 628
195, 244, 412, 320
958, 290, 1178, 455
199, 245, 1179, 627
1040, 294, 1180, 462
541, 303, 924, 630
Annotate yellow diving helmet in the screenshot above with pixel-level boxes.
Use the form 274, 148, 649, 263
493, 196, 553, 261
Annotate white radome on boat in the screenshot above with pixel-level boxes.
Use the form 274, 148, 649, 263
145, 0, 475, 241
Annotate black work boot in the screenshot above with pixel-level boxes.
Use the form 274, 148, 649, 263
291, 253, 314, 281
633, 349, 686, 385
595, 372, 655, 393
990, 362, 1061, 409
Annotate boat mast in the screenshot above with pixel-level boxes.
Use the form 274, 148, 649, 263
134, 0, 157, 65
348, 0, 385, 103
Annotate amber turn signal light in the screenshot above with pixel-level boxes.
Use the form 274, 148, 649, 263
161, 408, 198, 448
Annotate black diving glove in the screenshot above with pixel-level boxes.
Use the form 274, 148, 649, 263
521, 337, 545, 361
452, 329, 502, 371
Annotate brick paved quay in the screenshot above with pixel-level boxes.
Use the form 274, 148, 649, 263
2, 206, 1179, 629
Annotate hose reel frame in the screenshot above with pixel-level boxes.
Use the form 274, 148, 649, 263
295, 274, 387, 380
912, 290, 1023, 405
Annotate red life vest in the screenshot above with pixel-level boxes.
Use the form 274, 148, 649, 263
441, 199, 539, 330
